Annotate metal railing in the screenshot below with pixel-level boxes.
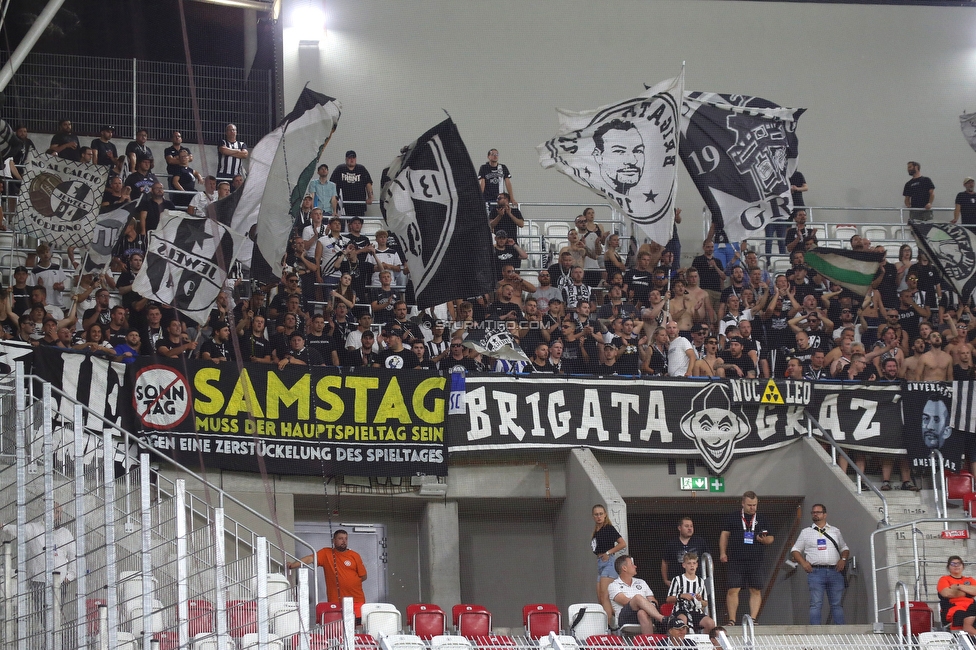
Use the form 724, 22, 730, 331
701, 552, 719, 625
805, 410, 890, 525
929, 450, 949, 529
871, 518, 976, 628
4, 51, 273, 143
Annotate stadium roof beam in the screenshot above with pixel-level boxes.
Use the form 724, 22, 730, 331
186, 0, 275, 11
0, 0, 66, 92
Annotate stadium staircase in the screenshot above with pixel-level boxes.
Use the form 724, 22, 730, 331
0, 363, 339, 649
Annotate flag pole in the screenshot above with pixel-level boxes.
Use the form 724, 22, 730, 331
664, 62, 686, 327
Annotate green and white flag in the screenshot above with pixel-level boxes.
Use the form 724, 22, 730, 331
804, 247, 884, 295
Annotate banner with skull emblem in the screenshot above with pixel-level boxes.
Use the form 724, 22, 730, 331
15, 152, 109, 247
911, 221, 976, 306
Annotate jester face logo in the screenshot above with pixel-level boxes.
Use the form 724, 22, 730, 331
679, 383, 752, 474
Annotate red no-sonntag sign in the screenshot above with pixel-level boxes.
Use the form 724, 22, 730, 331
941, 530, 969, 540
132, 365, 191, 429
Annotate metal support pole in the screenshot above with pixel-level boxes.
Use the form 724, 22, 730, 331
139, 452, 153, 650
132, 59, 138, 141
73, 404, 87, 650
42, 382, 56, 649
14, 362, 27, 649
0, 0, 67, 92
343, 597, 355, 650
102, 425, 119, 650
256, 537, 269, 647
175, 480, 189, 649
213, 508, 229, 650
297, 567, 310, 650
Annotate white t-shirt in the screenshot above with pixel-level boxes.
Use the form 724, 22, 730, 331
668, 336, 694, 377
607, 577, 655, 617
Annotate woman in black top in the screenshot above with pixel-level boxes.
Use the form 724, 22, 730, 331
592, 504, 626, 627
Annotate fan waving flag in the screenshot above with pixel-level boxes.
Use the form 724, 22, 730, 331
380, 118, 495, 308
911, 221, 976, 305
16, 152, 109, 247
463, 321, 530, 363
961, 112, 976, 153
680, 92, 804, 244
538, 73, 683, 244
83, 200, 139, 274
213, 87, 341, 279
804, 247, 885, 295
133, 211, 244, 324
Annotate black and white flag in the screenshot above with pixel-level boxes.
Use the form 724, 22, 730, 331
463, 321, 530, 363
538, 74, 683, 244
15, 152, 109, 247
961, 112, 976, 154
951, 381, 976, 436
680, 92, 804, 243
133, 211, 244, 324
911, 221, 976, 305
904, 382, 963, 472
83, 200, 139, 274
381, 118, 495, 308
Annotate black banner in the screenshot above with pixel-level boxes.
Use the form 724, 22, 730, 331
130, 359, 448, 476
448, 377, 903, 474
904, 382, 964, 473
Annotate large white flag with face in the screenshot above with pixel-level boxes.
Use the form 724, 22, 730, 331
538, 73, 683, 244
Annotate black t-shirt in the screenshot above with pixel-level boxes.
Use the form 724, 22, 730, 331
691, 255, 723, 292
720, 351, 755, 377
83, 307, 112, 329
11, 285, 31, 316
241, 335, 271, 362
722, 511, 770, 561
106, 326, 128, 348
170, 167, 197, 205
957, 191, 976, 224
876, 261, 900, 309
375, 348, 419, 370
101, 191, 128, 214
125, 141, 153, 162
954, 364, 976, 381
478, 162, 512, 203
306, 333, 338, 365
287, 346, 325, 366
908, 263, 940, 294
164, 145, 191, 176
790, 170, 806, 207
125, 171, 158, 196
662, 535, 711, 581
491, 207, 523, 243
591, 524, 622, 555
330, 164, 373, 216
50, 132, 80, 161
897, 307, 921, 341
91, 139, 118, 167
904, 176, 935, 209
140, 326, 164, 355
338, 259, 374, 299
440, 356, 479, 373
492, 245, 521, 277
199, 338, 232, 362
526, 360, 558, 373
624, 269, 653, 305
140, 196, 177, 232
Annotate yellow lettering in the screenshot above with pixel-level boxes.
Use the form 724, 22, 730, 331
345, 376, 379, 422
413, 377, 446, 423
225, 369, 265, 417
193, 367, 224, 415
374, 376, 411, 424
314, 375, 345, 421
266, 373, 310, 419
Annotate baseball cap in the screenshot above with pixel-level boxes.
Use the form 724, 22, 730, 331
213, 321, 229, 331
383, 327, 403, 338
668, 618, 687, 630
966, 177, 975, 184
13, 265, 27, 274
345, 150, 357, 158
495, 229, 508, 238
605, 340, 622, 349
549, 296, 563, 303
349, 216, 364, 224
100, 125, 114, 132
690, 323, 707, 334
727, 336, 744, 344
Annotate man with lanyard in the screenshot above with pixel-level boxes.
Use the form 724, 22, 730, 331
790, 504, 849, 625
289, 529, 367, 618
719, 491, 773, 625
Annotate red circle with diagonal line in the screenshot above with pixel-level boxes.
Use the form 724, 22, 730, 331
132, 365, 191, 429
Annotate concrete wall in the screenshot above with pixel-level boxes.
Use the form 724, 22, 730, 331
277, 0, 976, 248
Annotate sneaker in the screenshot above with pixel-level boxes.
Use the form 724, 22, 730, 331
880, 480, 892, 491
901, 481, 921, 491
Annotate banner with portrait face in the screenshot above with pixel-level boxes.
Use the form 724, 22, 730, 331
904, 382, 964, 473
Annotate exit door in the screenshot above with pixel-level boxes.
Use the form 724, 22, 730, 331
293, 522, 389, 604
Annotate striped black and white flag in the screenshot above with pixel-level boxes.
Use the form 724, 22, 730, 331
381, 118, 495, 308
538, 73, 683, 244
680, 92, 805, 244
961, 112, 976, 154
952, 381, 976, 435
911, 221, 976, 306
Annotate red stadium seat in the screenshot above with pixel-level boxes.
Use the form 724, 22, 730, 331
355, 633, 378, 648
317, 601, 343, 625
586, 634, 626, 647
523, 603, 561, 639
188, 599, 214, 636
152, 632, 178, 650
658, 603, 674, 617
407, 603, 446, 639
632, 634, 668, 646
453, 604, 492, 638
227, 600, 257, 638
295, 633, 335, 649
946, 471, 975, 501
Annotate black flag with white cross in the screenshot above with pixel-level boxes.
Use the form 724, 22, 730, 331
680, 92, 805, 244
381, 118, 494, 308
133, 211, 245, 324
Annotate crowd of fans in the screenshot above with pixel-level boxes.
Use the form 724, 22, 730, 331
5, 124, 974, 394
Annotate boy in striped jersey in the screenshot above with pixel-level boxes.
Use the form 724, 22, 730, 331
666, 553, 716, 633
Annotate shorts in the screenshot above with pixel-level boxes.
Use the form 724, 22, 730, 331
618, 607, 640, 626
952, 602, 976, 628
598, 556, 618, 580
674, 609, 708, 631
726, 561, 764, 590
